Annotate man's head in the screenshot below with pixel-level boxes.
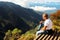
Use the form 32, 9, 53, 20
42, 13, 48, 20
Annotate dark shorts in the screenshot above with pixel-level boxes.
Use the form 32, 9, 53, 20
42, 29, 53, 34
37, 29, 53, 35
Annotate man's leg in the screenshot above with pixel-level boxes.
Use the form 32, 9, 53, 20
46, 29, 54, 35
36, 30, 44, 36
36, 30, 49, 36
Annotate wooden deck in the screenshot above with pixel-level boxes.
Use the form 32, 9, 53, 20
34, 32, 60, 40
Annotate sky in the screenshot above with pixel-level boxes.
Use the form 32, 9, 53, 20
0, 0, 60, 12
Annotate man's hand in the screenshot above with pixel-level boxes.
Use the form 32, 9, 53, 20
41, 26, 47, 31
39, 21, 43, 24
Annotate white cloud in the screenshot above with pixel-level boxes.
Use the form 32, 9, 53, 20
30, 6, 57, 11
0, 0, 29, 7
0, 0, 60, 7
31, 0, 60, 3
12, 0, 30, 7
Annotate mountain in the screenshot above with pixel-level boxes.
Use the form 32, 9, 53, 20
0, 2, 42, 40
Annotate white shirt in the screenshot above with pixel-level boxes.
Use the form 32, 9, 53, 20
44, 19, 53, 30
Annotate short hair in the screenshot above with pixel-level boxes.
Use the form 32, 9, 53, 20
43, 13, 48, 19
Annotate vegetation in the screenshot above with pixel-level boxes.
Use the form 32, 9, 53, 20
50, 10, 60, 32
4, 28, 37, 40
4, 28, 22, 40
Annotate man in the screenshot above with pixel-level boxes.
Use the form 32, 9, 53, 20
36, 13, 53, 36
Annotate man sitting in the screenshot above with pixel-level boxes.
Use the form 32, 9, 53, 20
36, 13, 53, 36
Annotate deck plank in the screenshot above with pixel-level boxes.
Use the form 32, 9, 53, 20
42, 35, 48, 40
34, 34, 41, 40
49, 35, 54, 40
54, 36, 57, 40
57, 36, 60, 40
46, 35, 51, 40
38, 34, 45, 40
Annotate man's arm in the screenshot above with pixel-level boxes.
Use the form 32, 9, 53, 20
41, 20, 49, 31
41, 26, 47, 31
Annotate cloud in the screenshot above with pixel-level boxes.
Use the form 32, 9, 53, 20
32, 0, 60, 3
0, 0, 29, 7
0, 0, 59, 11
12, 0, 30, 7
0, 0, 60, 7
30, 6, 57, 11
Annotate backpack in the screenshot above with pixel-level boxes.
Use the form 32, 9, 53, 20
38, 23, 44, 31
